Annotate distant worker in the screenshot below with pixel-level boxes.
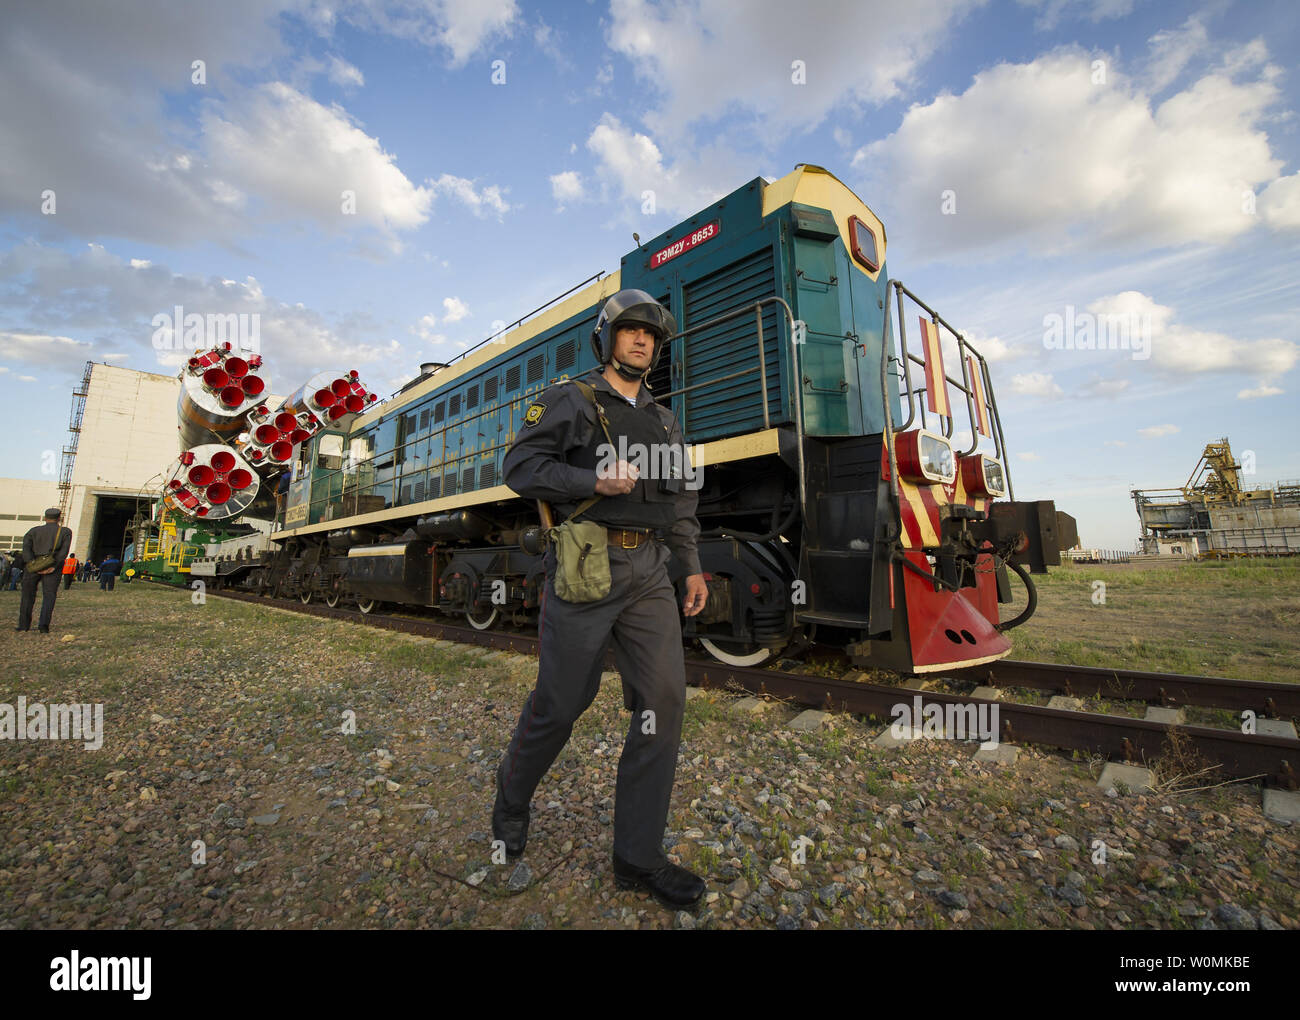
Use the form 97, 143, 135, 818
0, 552, 9, 586
7, 552, 23, 591
99, 554, 121, 591
16, 508, 71, 634
61, 553, 78, 590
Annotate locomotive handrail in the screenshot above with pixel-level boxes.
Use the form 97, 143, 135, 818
292, 295, 806, 529
302, 386, 538, 525
657, 295, 805, 514
378, 271, 609, 404
888, 280, 1013, 498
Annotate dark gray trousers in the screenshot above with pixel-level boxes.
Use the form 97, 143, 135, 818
18, 571, 60, 630
499, 539, 686, 869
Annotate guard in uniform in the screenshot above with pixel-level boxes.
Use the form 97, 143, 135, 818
493, 289, 710, 909
17, 508, 71, 633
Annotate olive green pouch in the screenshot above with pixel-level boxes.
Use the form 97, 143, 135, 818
548, 380, 614, 603
550, 511, 610, 603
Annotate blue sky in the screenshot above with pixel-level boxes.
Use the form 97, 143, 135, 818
1, 0, 1297, 548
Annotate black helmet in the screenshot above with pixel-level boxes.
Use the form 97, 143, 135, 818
590, 289, 677, 377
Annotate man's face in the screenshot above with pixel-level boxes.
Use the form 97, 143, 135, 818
612, 324, 656, 372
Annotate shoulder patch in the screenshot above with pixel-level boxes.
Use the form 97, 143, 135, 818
523, 402, 546, 427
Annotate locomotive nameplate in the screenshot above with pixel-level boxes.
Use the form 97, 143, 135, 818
650, 220, 720, 269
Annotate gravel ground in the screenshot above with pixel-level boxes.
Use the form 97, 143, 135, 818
1, 582, 1295, 930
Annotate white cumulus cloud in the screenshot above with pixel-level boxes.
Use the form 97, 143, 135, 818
1087, 291, 1297, 376
1259, 173, 1300, 231
585, 113, 743, 218
1138, 424, 1179, 438
1010, 372, 1064, 397
327, 55, 365, 88
203, 83, 434, 235
606, 0, 984, 138
429, 174, 510, 218
550, 171, 585, 206
318, 0, 520, 67
1237, 384, 1283, 399
853, 44, 1288, 257
441, 297, 469, 322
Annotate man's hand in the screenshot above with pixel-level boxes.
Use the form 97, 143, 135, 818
594, 459, 639, 496
39, 567, 55, 575
682, 573, 708, 617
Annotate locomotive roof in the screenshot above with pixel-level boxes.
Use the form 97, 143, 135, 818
351, 164, 885, 433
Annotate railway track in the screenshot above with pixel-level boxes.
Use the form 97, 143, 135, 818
191, 585, 1300, 791
954, 659, 1300, 718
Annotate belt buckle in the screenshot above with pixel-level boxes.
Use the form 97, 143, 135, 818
621, 529, 637, 549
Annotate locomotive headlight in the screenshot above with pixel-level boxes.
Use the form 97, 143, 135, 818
896, 429, 957, 485
960, 454, 1006, 497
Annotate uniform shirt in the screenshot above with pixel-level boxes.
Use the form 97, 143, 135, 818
22, 521, 71, 569
504, 368, 702, 576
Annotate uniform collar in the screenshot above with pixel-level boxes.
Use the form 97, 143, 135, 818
585, 367, 652, 407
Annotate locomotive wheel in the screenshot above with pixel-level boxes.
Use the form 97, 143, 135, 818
357, 598, 378, 614
699, 636, 781, 668
299, 590, 312, 604
465, 606, 498, 631
325, 591, 340, 608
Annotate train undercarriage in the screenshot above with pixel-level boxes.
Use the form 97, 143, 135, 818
195, 429, 1073, 673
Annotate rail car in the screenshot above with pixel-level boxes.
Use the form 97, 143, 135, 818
206, 164, 1074, 673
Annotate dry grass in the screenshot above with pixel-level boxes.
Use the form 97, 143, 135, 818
1003, 558, 1300, 684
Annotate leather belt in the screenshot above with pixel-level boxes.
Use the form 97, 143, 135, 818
607, 527, 657, 550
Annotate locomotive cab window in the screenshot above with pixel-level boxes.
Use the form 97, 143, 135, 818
848, 215, 879, 273
316, 432, 344, 470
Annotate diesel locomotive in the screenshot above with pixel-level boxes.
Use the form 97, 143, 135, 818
194, 164, 1075, 674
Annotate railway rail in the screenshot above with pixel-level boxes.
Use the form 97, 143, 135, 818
187, 585, 1300, 791
953, 659, 1300, 717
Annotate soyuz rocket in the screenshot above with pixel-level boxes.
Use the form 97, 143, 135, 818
161, 342, 376, 521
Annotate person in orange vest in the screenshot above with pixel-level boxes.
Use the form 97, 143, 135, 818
61, 553, 79, 591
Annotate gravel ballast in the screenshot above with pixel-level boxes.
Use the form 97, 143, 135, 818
1, 583, 1295, 930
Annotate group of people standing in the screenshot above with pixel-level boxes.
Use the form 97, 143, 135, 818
5, 508, 124, 634
55, 554, 122, 588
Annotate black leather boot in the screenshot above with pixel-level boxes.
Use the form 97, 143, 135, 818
492, 772, 529, 858
612, 854, 706, 909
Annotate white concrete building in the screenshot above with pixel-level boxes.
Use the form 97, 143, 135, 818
1, 361, 287, 562
62, 364, 182, 562
0, 478, 61, 555
0, 364, 179, 561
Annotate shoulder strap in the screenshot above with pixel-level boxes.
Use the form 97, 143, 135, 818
565, 380, 616, 523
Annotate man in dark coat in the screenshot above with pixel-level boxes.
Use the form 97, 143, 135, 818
492, 290, 709, 910
99, 554, 121, 591
17, 508, 71, 633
